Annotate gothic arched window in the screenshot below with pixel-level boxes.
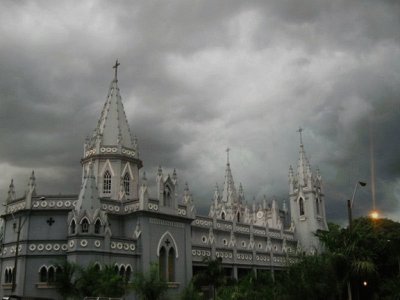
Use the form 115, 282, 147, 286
159, 247, 167, 280
299, 198, 305, 216
94, 219, 101, 234
221, 212, 226, 220
103, 170, 111, 194
81, 218, 89, 233
163, 185, 172, 207
168, 248, 175, 282
237, 212, 241, 223
125, 266, 132, 282
39, 266, 47, 283
70, 220, 76, 234
316, 198, 320, 215
48, 266, 55, 283
123, 173, 130, 195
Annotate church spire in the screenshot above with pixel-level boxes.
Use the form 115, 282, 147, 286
76, 163, 100, 212
296, 128, 312, 187
221, 148, 238, 205
89, 60, 135, 150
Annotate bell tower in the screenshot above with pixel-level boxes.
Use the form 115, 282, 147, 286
289, 128, 327, 254
81, 60, 142, 201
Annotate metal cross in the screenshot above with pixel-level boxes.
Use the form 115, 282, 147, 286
165, 239, 171, 246
297, 127, 304, 145
113, 59, 120, 79
46, 217, 55, 226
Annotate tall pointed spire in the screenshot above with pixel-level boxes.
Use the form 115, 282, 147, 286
7, 179, 16, 201
76, 163, 100, 212
221, 148, 238, 205
90, 60, 135, 150
296, 127, 311, 187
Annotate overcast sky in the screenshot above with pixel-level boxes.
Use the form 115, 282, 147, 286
0, 0, 399, 223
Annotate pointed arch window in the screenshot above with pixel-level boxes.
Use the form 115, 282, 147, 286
103, 171, 111, 194
48, 266, 55, 283
125, 265, 132, 282
299, 198, 305, 216
70, 220, 76, 234
221, 212, 226, 220
39, 266, 47, 283
81, 218, 89, 233
237, 212, 241, 223
316, 198, 320, 215
123, 173, 130, 195
163, 185, 172, 207
168, 248, 175, 282
159, 247, 167, 281
94, 219, 101, 234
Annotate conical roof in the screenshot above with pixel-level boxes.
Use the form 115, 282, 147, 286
221, 149, 238, 205
91, 61, 134, 149
76, 164, 100, 212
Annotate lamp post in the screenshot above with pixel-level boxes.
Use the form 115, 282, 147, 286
347, 181, 367, 230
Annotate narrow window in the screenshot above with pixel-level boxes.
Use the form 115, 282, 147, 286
103, 171, 111, 194
94, 263, 101, 272
221, 212, 226, 220
71, 220, 76, 234
39, 266, 47, 283
81, 218, 89, 233
123, 173, 130, 195
125, 266, 132, 282
168, 248, 175, 282
4, 269, 9, 283
159, 247, 167, 280
119, 265, 125, 277
48, 266, 55, 283
299, 198, 305, 216
316, 198, 320, 215
94, 219, 101, 234
237, 212, 241, 223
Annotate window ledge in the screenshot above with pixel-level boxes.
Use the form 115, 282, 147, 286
299, 216, 306, 221
1, 283, 12, 289
167, 282, 180, 289
36, 282, 56, 289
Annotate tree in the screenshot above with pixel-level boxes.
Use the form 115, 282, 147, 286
131, 262, 168, 300
54, 259, 79, 300
193, 257, 225, 299
94, 264, 126, 297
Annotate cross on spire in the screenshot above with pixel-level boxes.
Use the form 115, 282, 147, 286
226, 147, 230, 164
297, 127, 304, 145
113, 59, 120, 80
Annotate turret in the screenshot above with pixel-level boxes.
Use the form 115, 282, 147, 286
289, 128, 327, 254
81, 60, 142, 201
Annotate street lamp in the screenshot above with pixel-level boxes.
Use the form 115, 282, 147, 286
347, 181, 367, 230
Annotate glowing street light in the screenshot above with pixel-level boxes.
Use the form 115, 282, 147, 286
370, 210, 379, 219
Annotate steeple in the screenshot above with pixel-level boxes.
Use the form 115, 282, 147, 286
296, 127, 312, 187
89, 60, 135, 150
76, 163, 100, 212
7, 179, 16, 202
221, 148, 238, 205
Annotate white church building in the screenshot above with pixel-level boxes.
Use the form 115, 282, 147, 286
0, 62, 328, 299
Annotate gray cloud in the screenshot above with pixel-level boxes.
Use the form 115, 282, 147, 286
0, 0, 399, 222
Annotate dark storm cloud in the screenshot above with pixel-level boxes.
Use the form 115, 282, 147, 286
0, 0, 399, 222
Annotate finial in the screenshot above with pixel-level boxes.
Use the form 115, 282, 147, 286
297, 127, 304, 146
226, 147, 230, 165
113, 59, 120, 81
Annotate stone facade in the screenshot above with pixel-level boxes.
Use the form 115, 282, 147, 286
0, 63, 327, 299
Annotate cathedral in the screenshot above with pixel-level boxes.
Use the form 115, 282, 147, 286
0, 62, 328, 299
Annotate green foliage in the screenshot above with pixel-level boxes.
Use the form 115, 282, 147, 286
193, 257, 226, 298
180, 279, 203, 300
285, 254, 339, 300
316, 217, 400, 299
94, 264, 126, 297
54, 259, 79, 300
130, 262, 168, 300
54, 260, 126, 299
